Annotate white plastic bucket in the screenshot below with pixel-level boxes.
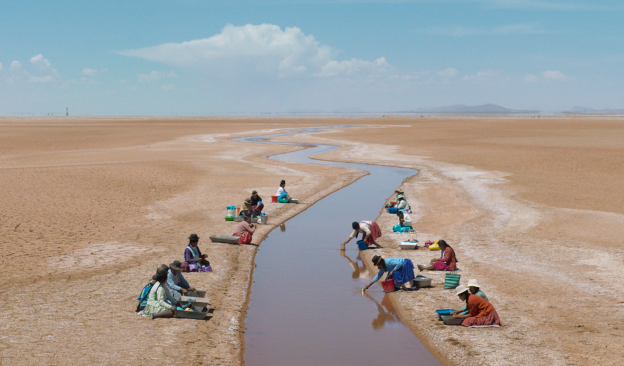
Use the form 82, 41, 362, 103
227, 208, 236, 217
259, 215, 268, 224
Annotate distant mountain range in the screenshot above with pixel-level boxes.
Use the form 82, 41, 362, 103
564, 106, 624, 114
407, 104, 540, 114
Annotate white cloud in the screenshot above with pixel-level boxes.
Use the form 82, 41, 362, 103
83, 68, 98, 76
541, 70, 567, 81
82, 67, 108, 76
10, 61, 23, 72
118, 23, 390, 79
6, 56, 58, 83
314, 57, 390, 77
462, 69, 502, 82
160, 84, 175, 91
138, 71, 177, 83
437, 68, 458, 77
30, 54, 51, 68
524, 74, 539, 83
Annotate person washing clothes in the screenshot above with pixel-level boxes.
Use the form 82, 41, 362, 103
389, 189, 410, 211
184, 234, 210, 271
452, 279, 489, 316
397, 211, 413, 228
452, 285, 501, 327
276, 180, 291, 203
363, 255, 415, 291
138, 267, 178, 319
240, 198, 255, 218
166, 260, 197, 300
418, 240, 457, 271
233, 215, 255, 244
342, 220, 383, 249
250, 190, 264, 215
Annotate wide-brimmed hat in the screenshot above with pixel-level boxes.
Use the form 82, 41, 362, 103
188, 234, 200, 241
245, 198, 252, 204
169, 260, 183, 271
455, 285, 469, 296
372, 255, 383, 266
467, 279, 481, 288
252, 190, 258, 195
395, 188, 404, 194
155, 267, 168, 279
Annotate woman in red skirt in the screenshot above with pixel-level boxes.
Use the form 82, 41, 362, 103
452, 285, 501, 327
341, 220, 383, 249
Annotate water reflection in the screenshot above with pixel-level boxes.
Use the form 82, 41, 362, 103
340, 249, 370, 280
363, 293, 402, 330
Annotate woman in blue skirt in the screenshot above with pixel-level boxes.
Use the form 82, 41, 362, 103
363, 255, 415, 291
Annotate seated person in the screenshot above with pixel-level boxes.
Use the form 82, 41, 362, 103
136, 264, 169, 312
363, 255, 415, 291
232, 215, 255, 244
184, 234, 210, 271
277, 180, 291, 203
418, 240, 457, 271
250, 190, 264, 215
389, 189, 409, 210
452, 279, 489, 315
452, 285, 501, 327
138, 268, 178, 319
397, 211, 413, 228
240, 198, 255, 217
166, 260, 197, 300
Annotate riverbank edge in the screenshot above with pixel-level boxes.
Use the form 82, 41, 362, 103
228, 130, 455, 366
224, 136, 373, 366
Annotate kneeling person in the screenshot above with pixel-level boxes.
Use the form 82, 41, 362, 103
363, 255, 415, 291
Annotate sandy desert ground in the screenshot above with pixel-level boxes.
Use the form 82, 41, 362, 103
1, 116, 623, 365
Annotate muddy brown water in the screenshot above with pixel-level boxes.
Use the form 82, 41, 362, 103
238, 131, 441, 365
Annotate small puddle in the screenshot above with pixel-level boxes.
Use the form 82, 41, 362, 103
237, 130, 441, 365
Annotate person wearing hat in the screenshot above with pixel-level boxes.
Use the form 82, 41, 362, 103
232, 215, 255, 244
136, 265, 170, 312
166, 260, 197, 300
184, 234, 210, 271
452, 279, 489, 316
138, 267, 178, 319
342, 220, 383, 249
240, 198, 255, 218
250, 190, 264, 215
276, 180, 291, 203
389, 189, 410, 211
362, 255, 415, 292
452, 285, 501, 327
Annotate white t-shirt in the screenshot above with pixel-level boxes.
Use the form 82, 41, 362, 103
277, 187, 286, 196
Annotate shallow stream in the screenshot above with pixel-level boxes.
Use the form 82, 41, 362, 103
237, 130, 440, 365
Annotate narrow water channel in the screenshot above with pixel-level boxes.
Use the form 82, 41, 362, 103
237, 131, 441, 365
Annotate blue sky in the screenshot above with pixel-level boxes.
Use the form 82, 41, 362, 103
1, 0, 623, 115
